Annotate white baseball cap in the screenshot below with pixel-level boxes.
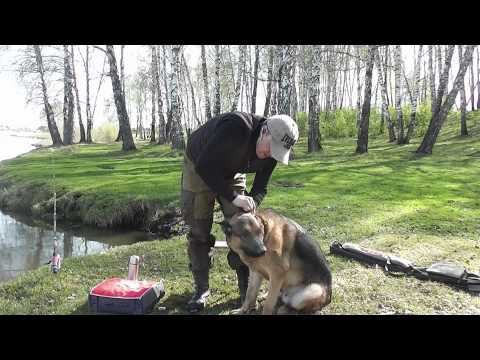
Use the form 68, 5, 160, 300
265, 114, 299, 165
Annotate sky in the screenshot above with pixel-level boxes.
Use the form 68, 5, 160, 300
0, 45, 476, 131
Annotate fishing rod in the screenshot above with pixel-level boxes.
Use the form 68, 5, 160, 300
47, 149, 61, 274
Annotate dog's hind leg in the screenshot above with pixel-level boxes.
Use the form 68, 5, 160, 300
282, 283, 328, 313
231, 270, 263, 315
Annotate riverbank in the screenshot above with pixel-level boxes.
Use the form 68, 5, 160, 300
1, 113, 480, 314
0, 140, 187, 236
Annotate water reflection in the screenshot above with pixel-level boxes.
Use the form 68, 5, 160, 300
0, 131, 152, 284
0, 211, 150, 283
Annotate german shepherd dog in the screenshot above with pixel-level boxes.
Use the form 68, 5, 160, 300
220, 209, 332, 315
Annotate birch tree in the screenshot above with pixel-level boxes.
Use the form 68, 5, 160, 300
33, 45, 63, 146
458, 45, 468, 136
150, 46, 157, 142
200, 45, 212, 121
231, 45, 246, 111
213, 45, 221, 117
70, 46, 86, 143
404, 45, 423, 144
356, 45, 376, 154
394, 45, 405, 144
416, 45, 475, 155
62, 45, 75, 145
100, 45, 136, 151
153, 45, 166, 144
169, 45, 185, 150
251, 45, 259, 114
375, 46, 396, 142
307, 45, 322, 152
355, 45, 363, 128
182, 53, 200, 129
264, 45, 274, 117
428, 45, 436, 114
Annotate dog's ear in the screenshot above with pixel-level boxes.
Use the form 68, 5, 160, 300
218, 220, 232, 236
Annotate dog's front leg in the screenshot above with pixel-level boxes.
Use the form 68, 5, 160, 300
262, 274, 284, 315
231, 270, 263, 315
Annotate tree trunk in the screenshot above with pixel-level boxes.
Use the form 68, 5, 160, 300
416, 46, 475, 154
85, 45, 93, 143
169, 45, 185, 150
356, 45, 376, 154
264, 45, 274, 117
200, 45, 212, 121
150, 46, 157, 142
428, 45, 436, 114
232, 45, 246, 112
469, 51, 475, 111
63, 45, 75, 145
33, 45, 63, 147
70, 46, 86, 143
477, 47, 480, 110
213, 45, 221, 117
277, 45, 296, 116
375, 46, 396, 142
161, 45, 170, 119
458, 45, 468, 136
105, 45, 136, 151
405, 45, 423, 144
153, 46, 166, 144
394, 45, 405, 144
307, 46, 322, 152
251, 45, 260, 114
115, 45, 126, 142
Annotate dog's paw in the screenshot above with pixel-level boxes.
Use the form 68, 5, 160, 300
230, 305, 257, 315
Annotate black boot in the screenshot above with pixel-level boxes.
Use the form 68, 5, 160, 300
187, 270, 210, 313
236, 265, 250, 305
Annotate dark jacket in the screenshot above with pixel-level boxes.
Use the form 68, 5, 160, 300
186, 111, 277, 205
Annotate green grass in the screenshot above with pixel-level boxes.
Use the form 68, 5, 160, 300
1, 112, 480, 314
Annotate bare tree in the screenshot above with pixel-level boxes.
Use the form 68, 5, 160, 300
70, 46, 86, 143
416, 45, 476, 155
32, 45, 63, 146
97, 45, 136, 151
356, 45, 376, 154
161, 45, 170, 118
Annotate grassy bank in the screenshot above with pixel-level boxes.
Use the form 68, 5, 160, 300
1, 112, 480, 314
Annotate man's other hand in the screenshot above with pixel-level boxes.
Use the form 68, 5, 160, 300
232, 195, 256, 212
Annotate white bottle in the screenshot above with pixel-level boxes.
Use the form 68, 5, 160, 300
127, 255, 140, 281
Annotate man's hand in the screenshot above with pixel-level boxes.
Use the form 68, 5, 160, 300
232, 195, 256, 212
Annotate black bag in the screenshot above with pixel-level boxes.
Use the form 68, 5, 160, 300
330, 241, 480, 294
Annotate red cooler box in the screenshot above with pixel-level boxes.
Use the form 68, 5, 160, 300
89, 278, 165, 314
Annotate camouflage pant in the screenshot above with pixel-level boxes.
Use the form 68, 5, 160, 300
181, 155, 247, 273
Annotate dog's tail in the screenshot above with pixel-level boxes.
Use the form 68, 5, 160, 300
282, 283, 331, 313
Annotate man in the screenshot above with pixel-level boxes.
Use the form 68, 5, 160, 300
181, 111, 299, 313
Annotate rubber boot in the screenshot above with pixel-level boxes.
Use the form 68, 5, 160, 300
187, 270, 210, 313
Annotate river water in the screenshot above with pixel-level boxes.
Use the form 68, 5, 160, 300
0, 131, 150, 283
